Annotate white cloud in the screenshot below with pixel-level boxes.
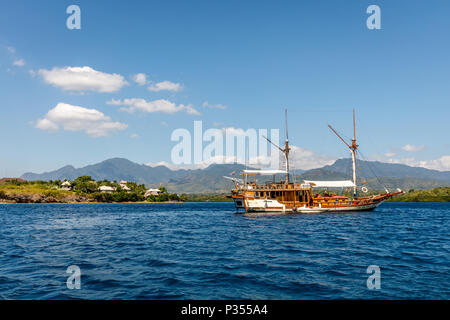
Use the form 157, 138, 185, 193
420, 155, 450, 171
402, 144, 425, 152
384, 152, 396, 157
13, 59, 25, 67
385, 155, 450, 171
203, 101, 227, 110
130, 133, 139, 138
372, 150, 450, 172
38, 66, 128, 92
35, 118, 59, 132
221, 127, 248, 136
146, 161, 193, 170
289, 145, 336, 170
148, 81, 183, 92
132, 73, 147, 85
35, 102, 127, 137
383, 157, 421, 168
107, 98, 200, 115
6, 46, 26, 67
145, 156, 243, 171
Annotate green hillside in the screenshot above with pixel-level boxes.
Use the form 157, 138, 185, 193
389, 187, 450, 202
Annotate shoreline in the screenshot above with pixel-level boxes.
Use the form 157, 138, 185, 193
0, 200, 233, 204
0, 200, 447, 204
0, 200, 187, 204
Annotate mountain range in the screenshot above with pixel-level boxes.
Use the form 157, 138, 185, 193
21, 158, 450, 193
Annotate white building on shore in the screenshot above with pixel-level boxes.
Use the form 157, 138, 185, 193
144, 188, 161, 197
98, 186, 116, 193
119, 180, 131, 192
60, 181, 72, 191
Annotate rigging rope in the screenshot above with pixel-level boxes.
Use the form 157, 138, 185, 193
356, 149, 389, 192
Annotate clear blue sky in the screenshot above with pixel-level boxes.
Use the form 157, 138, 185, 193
1, 0, 449, 176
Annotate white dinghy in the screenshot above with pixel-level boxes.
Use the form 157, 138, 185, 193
295, 205, 329, 214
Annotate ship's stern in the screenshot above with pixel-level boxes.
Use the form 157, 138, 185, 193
232, 196, 246, 212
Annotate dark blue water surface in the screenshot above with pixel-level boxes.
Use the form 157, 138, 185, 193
0, 202, 449, 299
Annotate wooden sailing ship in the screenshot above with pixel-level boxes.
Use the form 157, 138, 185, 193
226, 110, 403, 213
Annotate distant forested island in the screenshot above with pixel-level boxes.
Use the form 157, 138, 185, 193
0, 176, 186, 203
386, 187, 450, 202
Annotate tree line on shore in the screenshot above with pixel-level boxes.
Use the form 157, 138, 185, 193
0, 176, 187, 203
386, 187, 450, 202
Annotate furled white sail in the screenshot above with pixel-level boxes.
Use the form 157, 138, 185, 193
303, 180, 356, 188
243, 169, 286, 175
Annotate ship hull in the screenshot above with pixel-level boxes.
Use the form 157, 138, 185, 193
320, 202, 381, 212
233, 196, 385, 213
233, 197, 286, 212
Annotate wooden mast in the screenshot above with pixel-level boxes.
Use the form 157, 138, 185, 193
328, 109, 359, 198
351, 109, 358, 198
284, 109, 290, 185
263, 108, 291, 186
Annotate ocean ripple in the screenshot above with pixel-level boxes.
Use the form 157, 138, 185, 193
0, 202, 449, 299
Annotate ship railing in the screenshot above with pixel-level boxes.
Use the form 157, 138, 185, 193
239, 183, 310, 191
313, 199, 348, 207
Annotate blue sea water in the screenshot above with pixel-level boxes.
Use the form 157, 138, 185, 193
0, 202, 448, 300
